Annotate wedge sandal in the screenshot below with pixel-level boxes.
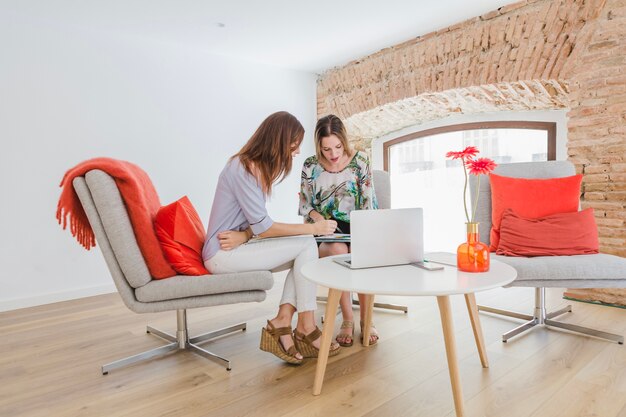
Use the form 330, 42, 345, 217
294, 327, 341, 358
335, 320, 355, 347
360, 320, 379, 346
260, 320, 303, 365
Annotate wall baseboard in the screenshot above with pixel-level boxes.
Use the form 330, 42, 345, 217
0, 283, 116, 313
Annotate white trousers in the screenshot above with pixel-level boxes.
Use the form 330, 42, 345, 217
205, 236, 319, 312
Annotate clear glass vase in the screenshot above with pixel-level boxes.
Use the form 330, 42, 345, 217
457, 222, 490, 273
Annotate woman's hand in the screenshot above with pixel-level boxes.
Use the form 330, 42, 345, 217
308, 210, 326, 223
218, 230, 249, 250
311, 219, 337, 236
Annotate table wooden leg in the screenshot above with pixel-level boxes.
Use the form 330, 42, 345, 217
313, 288, 341, 396
362, 294, 375, 347
464, 292, 489, 368
437, 295, 465, 417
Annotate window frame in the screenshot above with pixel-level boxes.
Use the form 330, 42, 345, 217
382, 121, 556, 171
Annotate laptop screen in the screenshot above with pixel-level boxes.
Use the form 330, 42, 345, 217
348, 208, 423, 269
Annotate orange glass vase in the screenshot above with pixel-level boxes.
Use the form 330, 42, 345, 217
457, 222, 490, 272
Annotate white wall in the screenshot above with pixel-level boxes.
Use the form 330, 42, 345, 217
0, 11, 317, 311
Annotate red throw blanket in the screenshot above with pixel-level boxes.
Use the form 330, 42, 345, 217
57, 157, 176, 279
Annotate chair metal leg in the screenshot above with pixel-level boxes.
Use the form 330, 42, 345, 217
478, 288, 624, 344
147, 326, 176, 342
317, 294, 408, 313
545, 305, 572, 320
478, 305, 533, 321
351, 298, 409, 313
189, 323, 246, 344
188, 343, 232, 370
544, 319, 624, 344
502, 319, 538, 343
102, 309, 246, 375
102, 343, 178, 375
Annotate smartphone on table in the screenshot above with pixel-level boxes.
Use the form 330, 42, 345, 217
412, 261, 444, 271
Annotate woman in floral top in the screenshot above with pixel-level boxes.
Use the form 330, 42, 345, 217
299, 114, 380, 347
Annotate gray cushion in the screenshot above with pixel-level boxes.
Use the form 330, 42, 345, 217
127, 291, 268, 314
494, 254, 626, 288
73, 176, 140, 307
373, 170, 391, 209
84, 170, 153, 288
135, 271, 274, 302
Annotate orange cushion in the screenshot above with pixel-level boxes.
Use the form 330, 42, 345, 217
489, 173, 582, 251
155, 196, 210, 276
496, 208, 599, 257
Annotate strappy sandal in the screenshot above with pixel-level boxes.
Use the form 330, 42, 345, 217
260, 320, 303, 365
360, 320, 379, 346
293, 327, 341, 358
335, 320, 354, 347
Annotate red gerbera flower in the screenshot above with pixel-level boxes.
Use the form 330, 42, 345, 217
466, 157, 497, 175
445, 146, 479, 161
446, 146, 495, 223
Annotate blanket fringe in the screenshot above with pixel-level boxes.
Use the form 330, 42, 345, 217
56, 174, 96, 250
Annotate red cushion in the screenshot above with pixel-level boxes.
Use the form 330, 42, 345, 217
489, 173, 582, 251
496, 208, 599, 257
155, 196, 209, 276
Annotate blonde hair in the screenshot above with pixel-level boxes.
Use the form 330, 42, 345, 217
234, 111, 304, 194
314, 114, 352, 163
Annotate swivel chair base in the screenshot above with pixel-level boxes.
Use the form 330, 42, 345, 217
317, 294, 408, 314
478, 288, 623, 344
102, 309, 245, 374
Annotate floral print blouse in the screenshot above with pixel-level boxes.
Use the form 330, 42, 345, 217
299, 151, 378, 223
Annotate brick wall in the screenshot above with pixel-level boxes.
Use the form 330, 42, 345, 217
317, 0, 626, 304
568, 0, 626, 259
318, 0, 607, 138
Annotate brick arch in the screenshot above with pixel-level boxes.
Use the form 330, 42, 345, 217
344, 79, 569, 145
317, 0, 606, 144
318, 0, 605, 116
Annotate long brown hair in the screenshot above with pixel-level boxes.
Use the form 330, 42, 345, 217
314, 114, 352, 163
234, 111, 304, 194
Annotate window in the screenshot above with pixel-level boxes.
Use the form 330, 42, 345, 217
383, 122, 556, 252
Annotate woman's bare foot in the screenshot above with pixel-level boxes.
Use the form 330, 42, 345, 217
335, 321, 354, 347
360, 320, 379, 345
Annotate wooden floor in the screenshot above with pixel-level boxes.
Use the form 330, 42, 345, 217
2, 277, 626, 417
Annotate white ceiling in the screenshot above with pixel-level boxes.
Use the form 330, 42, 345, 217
8, 0, 516, 73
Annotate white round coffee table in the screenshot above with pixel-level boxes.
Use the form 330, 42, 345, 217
301, 253, 517, 417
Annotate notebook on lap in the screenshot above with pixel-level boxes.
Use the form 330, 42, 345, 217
333, 208, 423, 269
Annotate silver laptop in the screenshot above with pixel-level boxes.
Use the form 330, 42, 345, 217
334, 208, 423, 269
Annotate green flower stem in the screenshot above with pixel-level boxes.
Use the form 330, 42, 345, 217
462, 160, 470, 223
471, 175, 481, 223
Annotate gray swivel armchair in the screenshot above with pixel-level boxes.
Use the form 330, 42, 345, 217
470, 161, 626, 343
73, 170, 274, 374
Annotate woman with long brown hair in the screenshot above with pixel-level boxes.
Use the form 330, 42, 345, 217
299, 114, 380, 347
202, 111, 340, 364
